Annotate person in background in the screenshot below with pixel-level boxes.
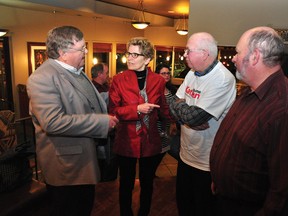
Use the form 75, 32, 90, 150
91, 63, 118, 182
91, 62, 110, 93
108, 37, 171, 216
210, 26, 288, 216
26, 26, 119, 216
169, 32, 236, 216
154, 64, 178, 163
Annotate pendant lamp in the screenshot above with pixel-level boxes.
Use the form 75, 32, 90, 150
131, 0, 150, 30
176, 15, 188, 36
0, 29, 8, 37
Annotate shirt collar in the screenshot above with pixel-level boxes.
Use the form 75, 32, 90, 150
194, 58, 218, 77
55, 60, 83, 75
253, 70, 284, 100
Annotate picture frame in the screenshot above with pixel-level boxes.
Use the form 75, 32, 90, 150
27, 42, 47, 75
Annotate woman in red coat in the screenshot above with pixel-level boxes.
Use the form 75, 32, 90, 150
109, 37, 170, 216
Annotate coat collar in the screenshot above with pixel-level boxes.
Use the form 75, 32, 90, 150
48, 59, 107, 113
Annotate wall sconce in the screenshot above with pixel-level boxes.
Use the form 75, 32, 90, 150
131, 0, 150, 30
0, 29, 8, 37
176, 15, 188, 36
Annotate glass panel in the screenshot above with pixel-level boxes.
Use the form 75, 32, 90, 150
155, 51, 172, 70
93, 53, 109, 65
218, 46, 236, 76
92, 43, 111, 66
116, 44, 127, 73
155, 46, 173, 69
173, 47, 188, 78
0, 37, 13, 111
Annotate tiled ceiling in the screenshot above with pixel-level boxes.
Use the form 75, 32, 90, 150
96, 0, 189, 18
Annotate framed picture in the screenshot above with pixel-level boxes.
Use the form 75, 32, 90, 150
27, 42, 47, 75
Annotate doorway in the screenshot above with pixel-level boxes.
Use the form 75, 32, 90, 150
0, 37, 13, 111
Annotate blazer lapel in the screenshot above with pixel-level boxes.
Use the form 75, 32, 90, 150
50, 60, 107, 113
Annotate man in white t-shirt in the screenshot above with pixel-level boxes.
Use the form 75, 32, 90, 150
169, 32, 236, 216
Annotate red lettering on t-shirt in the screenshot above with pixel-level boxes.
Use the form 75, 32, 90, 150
185, 86, 201, 99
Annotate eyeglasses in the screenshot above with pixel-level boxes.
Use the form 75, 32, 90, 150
68, 46, 87, 53
124, 52, 144, 59
184, 48, 204, 55
159, 72, 171, 76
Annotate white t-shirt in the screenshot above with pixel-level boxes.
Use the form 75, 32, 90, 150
176, 62, 236, 171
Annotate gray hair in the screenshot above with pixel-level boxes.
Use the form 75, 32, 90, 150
46, 26, 84, 59
248, 29, 284, 67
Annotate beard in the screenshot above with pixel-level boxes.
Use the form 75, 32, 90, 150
236, 71, 243, 80
236, 53, 250, 81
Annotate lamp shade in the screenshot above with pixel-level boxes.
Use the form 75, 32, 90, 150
175, 15, 188, 36
176, 29, 188, 36
0, 29, 8, 37
131, 0, 150, 30
131, 21, 150, 30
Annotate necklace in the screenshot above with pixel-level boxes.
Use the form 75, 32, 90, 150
137, 76, 145, 79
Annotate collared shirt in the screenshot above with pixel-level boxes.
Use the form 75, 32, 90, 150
194, 58, 218, 77
210, 70, 288, 214
55, 59, 83, 75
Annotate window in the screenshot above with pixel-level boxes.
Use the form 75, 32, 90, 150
92, 42, 112, 66
116, 44, 127, 73
155, 46, 173, 69
218, 46, 236, 76
173, 47, 187, 78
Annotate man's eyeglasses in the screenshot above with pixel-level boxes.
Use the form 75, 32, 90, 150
184, 48, 204, 55
160, 72, 171, 76
124, 52, 144, 59
68, 46, 87, 53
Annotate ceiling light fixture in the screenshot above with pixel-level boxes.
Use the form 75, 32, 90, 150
0, 29, 8, 37
176, 15, 188, 36
131, 0, 150, 30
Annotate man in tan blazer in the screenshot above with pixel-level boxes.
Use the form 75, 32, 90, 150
27, 26, 118, 216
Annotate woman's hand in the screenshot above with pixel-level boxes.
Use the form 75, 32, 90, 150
137, 103, 160, 114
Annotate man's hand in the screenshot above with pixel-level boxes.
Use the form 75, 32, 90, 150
109, 115, 119, 131
211, 181, 217, 195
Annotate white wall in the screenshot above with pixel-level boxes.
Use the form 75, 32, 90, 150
188, 0, 288, 45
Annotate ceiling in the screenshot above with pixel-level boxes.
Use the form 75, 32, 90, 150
96, 0, 190, 19
0, 0, 288, 41
0, 0, 189, 27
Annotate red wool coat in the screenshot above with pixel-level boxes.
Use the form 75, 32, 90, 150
109, 69, 171, 158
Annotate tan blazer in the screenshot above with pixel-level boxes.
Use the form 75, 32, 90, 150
27, 59, 109, 186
